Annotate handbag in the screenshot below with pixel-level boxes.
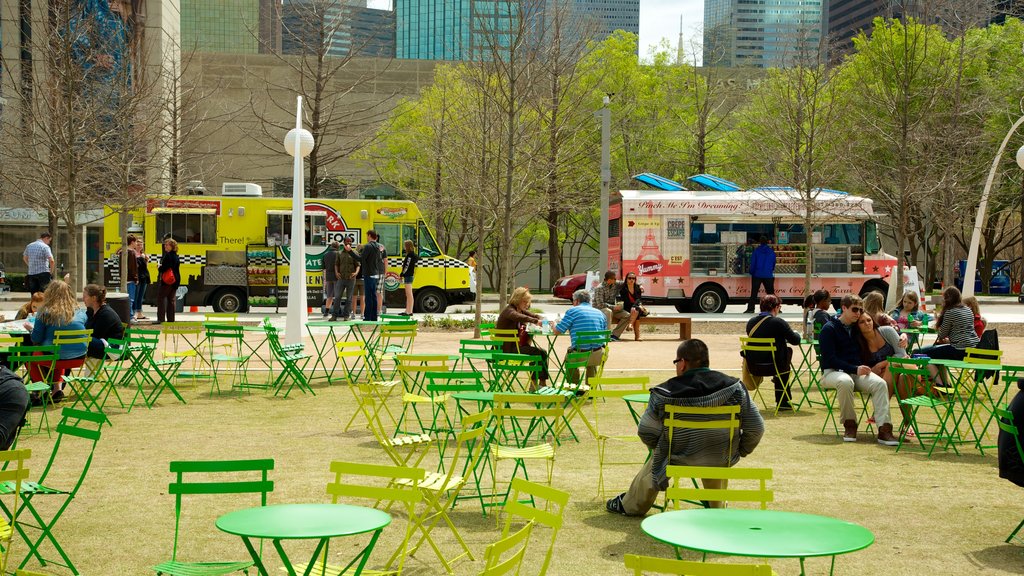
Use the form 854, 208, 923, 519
161, 268, 176, 285
740, 316, 770, 391
636, 303, 650, 318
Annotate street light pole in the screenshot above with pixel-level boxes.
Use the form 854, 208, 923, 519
599, 95, 611, 274
284, 96, 315, 346
962, 114, 1024, 299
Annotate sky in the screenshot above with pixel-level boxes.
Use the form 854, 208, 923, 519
365, 0, 707, 63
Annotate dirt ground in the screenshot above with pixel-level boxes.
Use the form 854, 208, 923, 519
8, 327, 1024, 575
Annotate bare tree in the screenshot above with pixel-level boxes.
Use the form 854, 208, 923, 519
249, 0, 398, 198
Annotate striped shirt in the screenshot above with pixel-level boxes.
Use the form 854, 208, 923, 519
23, 239, 53, 275
938, 306, 980, 350
555, 303, 608, 350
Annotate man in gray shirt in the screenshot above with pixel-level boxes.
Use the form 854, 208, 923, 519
321, 241, 340, 317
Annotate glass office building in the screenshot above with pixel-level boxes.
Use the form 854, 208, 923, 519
704, 0, 824, 68
181, 0, 262, 54
282, 2, 396, 58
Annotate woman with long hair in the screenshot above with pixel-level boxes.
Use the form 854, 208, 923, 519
853, 313, 911, 429
15, 292, 45, 321
919, 286, 979, 386
27, 280, 87, 402
619, 272, 646, 340
862, 291, 896, 330
83, 284, 124, 360
400, 239, 419, 316
495, 287, 549, 390
156, 238, 180, 323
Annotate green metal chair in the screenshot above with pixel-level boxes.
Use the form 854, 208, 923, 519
0, 408, 105, 575
487, 394, 564, 513
500, 478, 570, 576
890, 357, 958, 457
160, 322, 215, 388
995, 403, 1024, 544
5, 346, 59, 437
263, 324, 313, 397
152, 458, 275, 576
424, 371, 486, 464
489, 353, 543, 393
123, 329, 186, 409
55, 329, 102, 423
739, 336, 796, 416
0, 449, 31, 575
395, 354, 453, 436
204, 324, 253, 396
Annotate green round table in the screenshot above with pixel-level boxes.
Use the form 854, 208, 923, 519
642, 509, 873, 575
217, 503, 391, 576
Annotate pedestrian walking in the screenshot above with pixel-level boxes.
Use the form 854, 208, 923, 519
156, 238, 181, 323
745, 236, 776, 314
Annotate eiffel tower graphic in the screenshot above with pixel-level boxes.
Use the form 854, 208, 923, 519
635, 204, 667, 279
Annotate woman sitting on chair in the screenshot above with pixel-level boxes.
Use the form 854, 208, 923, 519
495, 287, 549, 390
25, 280, 87, 403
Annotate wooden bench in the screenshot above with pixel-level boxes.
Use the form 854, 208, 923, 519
632, 315, 692, 341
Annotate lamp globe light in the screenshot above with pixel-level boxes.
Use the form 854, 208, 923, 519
284, 128, 314, 158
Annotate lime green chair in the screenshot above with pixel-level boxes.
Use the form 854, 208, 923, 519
488, 394, 564, 513
624, 554, 772, 576
995, 403, 1024, 544
395, 354, 453, 436
0, 408, 105, 575
661, 405, 742, 511
500, 478, 569, 576
5, 345, 59, 436
160, 322, 215, 387
588, 376, 651, 498
739, 336, 795, 415
458, 339, 499, 376
204, 324, 252, 396
424, 371, 485, 461
363, 395, 434, 470
665, 465, 774, 510
478, 522, 533, 576
488, 329, 520, 354
335, 341, 400, 432
152, 459, 275, 576
0, 449, 30, 575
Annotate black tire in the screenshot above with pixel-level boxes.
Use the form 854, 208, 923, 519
414, 288, 448, 314
690, 285, 728, 314
674, 303, 688, 313
212, 289, 247, 313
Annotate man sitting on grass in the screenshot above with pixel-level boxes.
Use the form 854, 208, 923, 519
606, 339, 764, 516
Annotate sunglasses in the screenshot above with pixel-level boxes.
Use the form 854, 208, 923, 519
673, 358, 684, 365
627, 276, 636, 280
850, 307, 863, 314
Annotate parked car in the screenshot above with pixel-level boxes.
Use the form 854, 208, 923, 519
552, 273, 586, 300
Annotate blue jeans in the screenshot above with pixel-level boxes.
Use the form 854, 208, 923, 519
127, 282, 137, 311
363, 276, 379, 321
134, 282, 149, 313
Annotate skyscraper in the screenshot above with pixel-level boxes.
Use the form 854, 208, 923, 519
704, 0, 825, 68
395, 0, 473, 60
282, 1, 395, 58
180, 0, 281, 54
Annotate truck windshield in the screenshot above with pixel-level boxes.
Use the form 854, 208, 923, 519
418, 222, 441, 257
865, 221, 881, 254
819, 223, 862, 246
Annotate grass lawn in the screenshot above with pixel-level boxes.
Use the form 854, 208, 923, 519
8, 330, 1024, 575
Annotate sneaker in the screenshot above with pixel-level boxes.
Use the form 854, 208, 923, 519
743, 307, 755, 314
877, 423, 899, 446
610, 335, 621, 342
843, 419, 858, 442
328, 316, 338, 322
606, 494, 628, 515
51, 390, 65, 404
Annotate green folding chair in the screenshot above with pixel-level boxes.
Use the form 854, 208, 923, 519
536, 351, 592, 444
335, 341, 400, 432
0, 409, 105, 575
739, 336, 796, 416
500, 478, 570, 576
487, 394, 564, 513
489, 353, 543, 393
457, 339, 499, 376
573, 330, 611, 377
0, 449, 31, 575
263, 324, 313, 397
624, 554, 772, 576
204, 325, 253, 396
160, 322, 215, 388
55, 330, 101, 422
423, 371, 485, 464
995, 403, 1024, 544
5, 346, 59, 437
122, 329, 186, 409
890, 357, 958, 457
374, 322, 418, 379
152, 458, 275, 576
588, 376, 651, 498
395, 354, 453, 436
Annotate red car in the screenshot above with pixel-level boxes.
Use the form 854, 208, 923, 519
552, 273, 587, 300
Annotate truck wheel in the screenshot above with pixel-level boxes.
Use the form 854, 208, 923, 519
674, 303, 689, 313
414, 288, 448, 314
212, 289, 247, 314
690, 285, 728, 314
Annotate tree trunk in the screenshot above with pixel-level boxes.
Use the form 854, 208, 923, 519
546, 209, 562, 286
474, 209, 486, 339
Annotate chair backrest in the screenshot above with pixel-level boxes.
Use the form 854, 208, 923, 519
965, 347, 1002, 365
502, 478, 569, 576
204, 313, 239, 324
624, 554, 772, 576
0, 448, 30, 571
479, 521, 533, 576
588, 376, 651, 436
575, 330, 610, 350
489, 329, 520, 353
5, 345, 59, 383
0, 335, 23, 352
53, 329, 92, 347
478, 322, 496, 336
664, 404, 740, 466
379, 323, 417, 349
159, 322, 204, 356
125, 328, 161, 350
888, 357, 933, 400
425, 371, 485, 395
335, 340, 379, 381
492, 394, 564, 446
166, 459, 275, 562
396, 354, 452, 374
665, 465, 773, 510
996, 403, 1024, 461
205, 324, 243, 357
436, 410, 491, 493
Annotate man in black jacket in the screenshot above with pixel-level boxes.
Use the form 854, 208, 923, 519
999, 379, 1024, 489
744, 295, 801, 410
819, 294, 898, 445
0, 367, 29, 450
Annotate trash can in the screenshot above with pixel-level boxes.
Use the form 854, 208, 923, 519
107, 292, 132, 325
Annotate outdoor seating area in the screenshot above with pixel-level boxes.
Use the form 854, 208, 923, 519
0, 318, 1021, 575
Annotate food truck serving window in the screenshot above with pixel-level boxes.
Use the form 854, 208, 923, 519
155, 211, 217, 244
266, 212, 328, 246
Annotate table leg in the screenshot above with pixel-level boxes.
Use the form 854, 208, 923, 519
241, 536, 270, 576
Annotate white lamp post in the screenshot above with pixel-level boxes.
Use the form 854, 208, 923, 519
283, 96, 314, 346
962, 115, 1024, 299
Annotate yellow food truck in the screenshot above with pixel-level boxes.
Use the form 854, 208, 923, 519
102, 190, 474, 313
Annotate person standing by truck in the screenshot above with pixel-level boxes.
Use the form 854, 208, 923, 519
361, 230, 386, 321
321, 241, 340, 318
745, 236, 777, 314
156, 238, 181, 324
329, 238, 360, 321
400, 239, 419, 316
134, 237, 151, 321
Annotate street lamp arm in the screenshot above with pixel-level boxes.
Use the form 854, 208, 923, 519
962, 113, 1024, 299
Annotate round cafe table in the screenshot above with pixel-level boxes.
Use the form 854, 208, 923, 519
216, 503, 391, 576
642, 509, 873, 575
